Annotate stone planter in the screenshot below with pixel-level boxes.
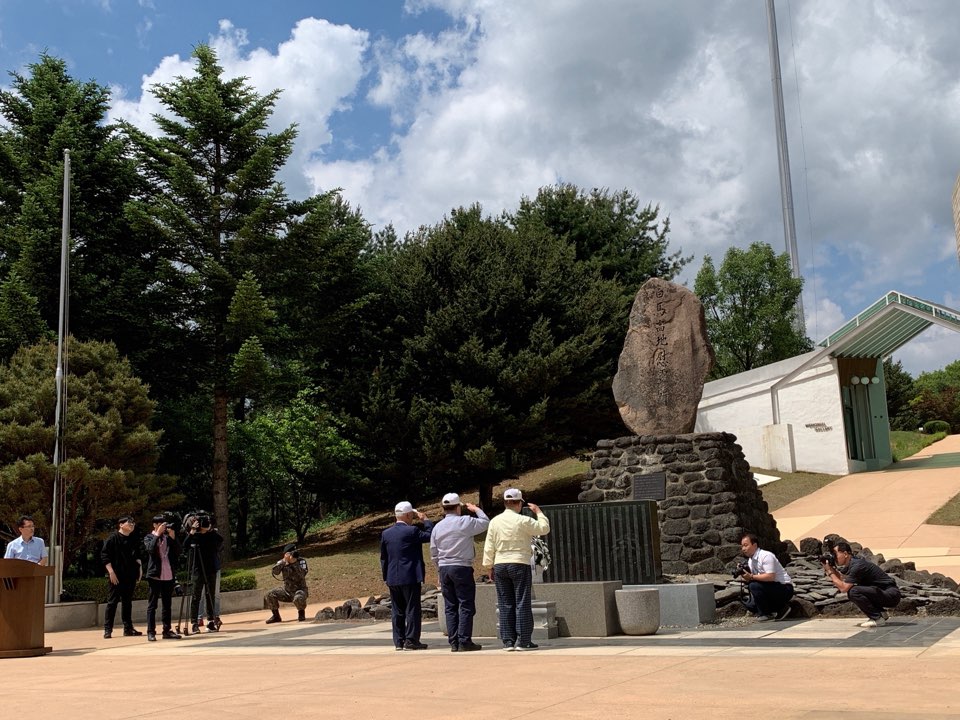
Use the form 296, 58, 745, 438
614, 588, 659, 635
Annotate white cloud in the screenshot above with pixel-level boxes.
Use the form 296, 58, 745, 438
109, 17, 368, 198
106, 1, 960, 372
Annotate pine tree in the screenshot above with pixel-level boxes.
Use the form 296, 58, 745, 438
0, 339, 180, 569
122, 46, 296, 556
0, 54, 164, 366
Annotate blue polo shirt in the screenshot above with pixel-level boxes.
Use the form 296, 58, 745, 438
4, 536, 48, 563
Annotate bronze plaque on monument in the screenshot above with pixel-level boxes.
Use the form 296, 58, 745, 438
631, 472, 666, 501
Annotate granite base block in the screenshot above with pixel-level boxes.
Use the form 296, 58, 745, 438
622, 582, 715, 627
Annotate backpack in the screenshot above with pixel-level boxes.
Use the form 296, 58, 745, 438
531, 536, 551, 572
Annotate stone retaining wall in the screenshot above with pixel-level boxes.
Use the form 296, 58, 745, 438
579, 431, 786, 574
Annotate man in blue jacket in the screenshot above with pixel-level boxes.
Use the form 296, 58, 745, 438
380, 501, 434, 650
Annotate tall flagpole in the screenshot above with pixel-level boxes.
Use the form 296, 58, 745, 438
48, 149, 71, 604
765, 0, 806, 335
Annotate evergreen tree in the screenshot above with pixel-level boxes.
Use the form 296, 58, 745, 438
0, 54, 166, 367
0, 339, 180, 569
694, 242, 812, 378
883, 358, 917, 430
362, 204, 625, 509
122, 46, 296, 556
0, 271, 50, 360
511, 184, 688, 303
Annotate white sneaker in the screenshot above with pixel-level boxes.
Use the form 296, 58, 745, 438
756, 614, 775, 622
859, 617, 886, 628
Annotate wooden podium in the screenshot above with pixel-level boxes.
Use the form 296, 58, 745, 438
0, 559, 54, 657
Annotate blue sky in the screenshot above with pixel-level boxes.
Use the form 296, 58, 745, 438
2, 0, 960, 376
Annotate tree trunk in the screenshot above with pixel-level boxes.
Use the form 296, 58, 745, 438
478, 482, 494, 514
212, 385, 232, 559
233, 399, 248, 551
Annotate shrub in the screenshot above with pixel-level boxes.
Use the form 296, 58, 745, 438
924, 420, 951, 435
220, 569, 257, 591
63, 568, 256, 601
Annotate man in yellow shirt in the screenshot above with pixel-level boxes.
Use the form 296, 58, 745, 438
482, 488, 549, 651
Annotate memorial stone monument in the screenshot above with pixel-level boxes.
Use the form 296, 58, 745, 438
578, 278, 787, 574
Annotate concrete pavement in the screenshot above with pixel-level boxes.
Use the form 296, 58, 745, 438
9, 606, 960, 719
774, 434, 960, 577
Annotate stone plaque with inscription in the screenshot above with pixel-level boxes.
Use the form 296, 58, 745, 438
612, 278, 714, 435
631, 472, 666, 501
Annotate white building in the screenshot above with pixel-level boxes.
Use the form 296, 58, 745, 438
695, 291, 960, 475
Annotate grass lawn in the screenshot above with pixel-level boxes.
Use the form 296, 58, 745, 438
754, 468, 843, 512
927, 499, 960, 527
229, 455, 591, 604
226, 457, 855, 602
890, 430, 946, 462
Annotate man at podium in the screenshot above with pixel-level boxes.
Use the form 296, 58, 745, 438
3, 516, 48, 566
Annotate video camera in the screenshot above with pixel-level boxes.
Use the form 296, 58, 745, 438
817, 537, 836, 566
181, 511, 213, 534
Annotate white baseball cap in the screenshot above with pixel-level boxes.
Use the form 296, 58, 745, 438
503, 488, 523, 501
394, 501, 417, 514
441, 493, 461, 506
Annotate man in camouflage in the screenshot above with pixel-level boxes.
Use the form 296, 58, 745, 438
265, 543, 309, 623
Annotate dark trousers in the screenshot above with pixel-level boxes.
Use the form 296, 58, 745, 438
189, 569, 218, 622
146, 578, 175, 633
746, 581, 794, 616
388, 583, 422, 647
848, 584, 901, 619
439, 565, 477, 646
104, 578, 137, 630
493, 563, 533, 646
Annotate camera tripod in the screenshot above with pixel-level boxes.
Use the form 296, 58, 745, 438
175, 539, 220, 636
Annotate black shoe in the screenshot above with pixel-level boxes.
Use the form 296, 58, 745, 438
191, 623, 200, 634
459, 641, 483, 652
206, 622, 218, 633
403, 640, 428, 651
147, 633, 157, 642
123, 628, 143, 636
515, 641, 539, 651
103, 629, 112, 639
450, 644, 459, 652
777, 605, 793, 621
298, 609, 306, 622
161, 630, 181, 640
265, 612, 282, 624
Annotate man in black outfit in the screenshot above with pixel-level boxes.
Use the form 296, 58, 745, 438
824, 541, 901, 627
101, 516, 143, 638
182, 515, 224, 634
143, 515, 182, 641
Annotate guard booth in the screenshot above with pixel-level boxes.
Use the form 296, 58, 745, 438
0, 558, 54, 657
697, 291, 960, 475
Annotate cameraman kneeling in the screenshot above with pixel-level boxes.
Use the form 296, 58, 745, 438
824, 541, 900, 628
738, 533, 794, 621
265, 544, 309, 623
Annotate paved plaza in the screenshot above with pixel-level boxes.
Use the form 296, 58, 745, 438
10, 435, 960, 718
9, 607, 960, 719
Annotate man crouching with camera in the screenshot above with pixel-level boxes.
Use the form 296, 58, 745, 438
264, 544, 309, 623
737, 533, 794, 621
823, 541, 901, 627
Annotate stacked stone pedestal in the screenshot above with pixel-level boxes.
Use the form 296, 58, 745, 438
578, 431, 785, 575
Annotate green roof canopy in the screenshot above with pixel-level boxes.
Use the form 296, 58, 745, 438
818, 291, 960, 359
769, 290, 960, 423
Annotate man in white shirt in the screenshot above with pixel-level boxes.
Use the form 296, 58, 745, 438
430, 493, 489, 652
482, 488, 549, 651
737, 533, 794, 621
3, 515, 48, 565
